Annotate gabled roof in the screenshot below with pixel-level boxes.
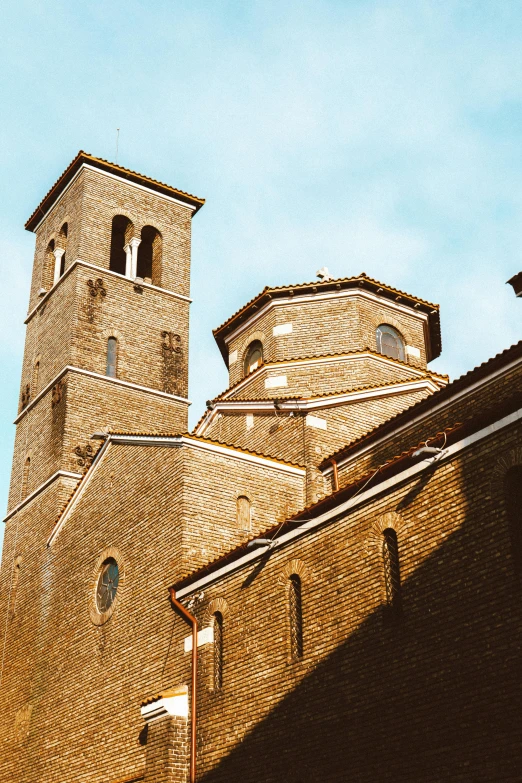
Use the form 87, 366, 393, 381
25, 151, 205, 232
174, 388, 522, 593
212, 273, 441, 365
319, 339, 522, 470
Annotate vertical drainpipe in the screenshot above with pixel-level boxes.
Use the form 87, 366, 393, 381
169, 588, 198, 783
330, 458, 339, 492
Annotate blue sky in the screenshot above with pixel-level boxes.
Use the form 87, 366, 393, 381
1, 0, 521, 550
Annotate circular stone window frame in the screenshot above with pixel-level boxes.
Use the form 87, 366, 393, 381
89, 546, 125, 626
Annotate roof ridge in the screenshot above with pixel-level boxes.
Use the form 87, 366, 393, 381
106, 429, 305, 468
319, 339, 522, 467
211, 349, 446, 403
26, 151, 205, 231
213, 273, 439, 338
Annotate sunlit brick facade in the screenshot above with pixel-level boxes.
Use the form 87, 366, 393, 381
1, 153, 520, 783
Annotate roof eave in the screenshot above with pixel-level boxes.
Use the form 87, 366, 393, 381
25, 151, 205, 233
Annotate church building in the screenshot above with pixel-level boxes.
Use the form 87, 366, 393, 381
0, 153, 521, 782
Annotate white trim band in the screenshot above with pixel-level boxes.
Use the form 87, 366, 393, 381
3, 470, 82, 523
177, 406, 522, 597
32, 162, 199, 233
196, 377, 442, 436
223, 288, 430, 346
14, 365, 190, 424
109, 434, 306, 476
25, 259, 191, 324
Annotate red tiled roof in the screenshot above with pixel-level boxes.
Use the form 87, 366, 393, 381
106, 429, 305, 468
319, 340, 522, 469
209, 349, 447, 403
212, 273, 442, 365
173, 388, 522, 591
25, 151, 205, 232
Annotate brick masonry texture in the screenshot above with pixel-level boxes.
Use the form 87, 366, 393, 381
183, 421, 522, 782
1, 155, 521, 783
225, 292, 429, 388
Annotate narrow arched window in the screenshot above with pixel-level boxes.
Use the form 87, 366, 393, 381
58, 222, 68, 277
43, 239, 55, 290
383, 528, 402, 620
504, 466, 522, 580
22, 456, 31, 498
106, 337, 118, 378
376, 324, 405, 362
110, 215, 133, 275
213, 612, 223, 690
243, 340, 263, 376
9, 556, 22, 619
137, 225, 162, 284
289, 574, 303, 660
32, 360, 40, 396
237, 495, 251, 531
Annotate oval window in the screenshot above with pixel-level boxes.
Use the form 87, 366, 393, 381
96, 557, 119, 613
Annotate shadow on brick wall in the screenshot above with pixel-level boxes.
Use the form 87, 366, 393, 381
199, 465, 522, 782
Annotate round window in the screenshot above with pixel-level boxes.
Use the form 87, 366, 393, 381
96, 558, 119, 613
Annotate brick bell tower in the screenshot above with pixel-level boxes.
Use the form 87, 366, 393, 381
7, 152, 204, 521
0, 154, 203, 751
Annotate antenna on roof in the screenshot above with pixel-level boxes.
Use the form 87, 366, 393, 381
115, 128, 120, 164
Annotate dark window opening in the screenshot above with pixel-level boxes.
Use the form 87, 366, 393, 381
289, 574, 303, 660
376, 324, 405, 362
383, 528, 402, 621
214, 611, 223, 690
110, 215, 133, 275
244, 340, 264, 376
58, 223, 68, 278
505, 466, 522, 580
96, 558, 119, 613
137, 225, 162, 284
22, 457, 31, 498
106, 337, 118, 378
44, 240, 55, 289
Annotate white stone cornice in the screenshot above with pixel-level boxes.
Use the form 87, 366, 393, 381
3, 470, 82, 523
141, 687, 189, 722
25, 260, 191, 324
32, 162, 198, 233
218, 352, 440, 402
14, 365, 190, 425
223, 288, 430, 346
195, 377, 441, 436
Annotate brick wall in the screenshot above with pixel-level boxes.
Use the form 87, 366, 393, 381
225, 292, 429, 388
184, 418, 522, 782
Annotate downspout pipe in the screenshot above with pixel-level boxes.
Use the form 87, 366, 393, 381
330, 458, 339, 492
169, 587, 198, 783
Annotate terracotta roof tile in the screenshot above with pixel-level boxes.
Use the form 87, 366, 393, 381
26, 151, 205, 231
174, 390, 522, 591
212, 273, 441, 365
209, 349, 447, 403
319, 340, 522, 469
105, 429, 305, 468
